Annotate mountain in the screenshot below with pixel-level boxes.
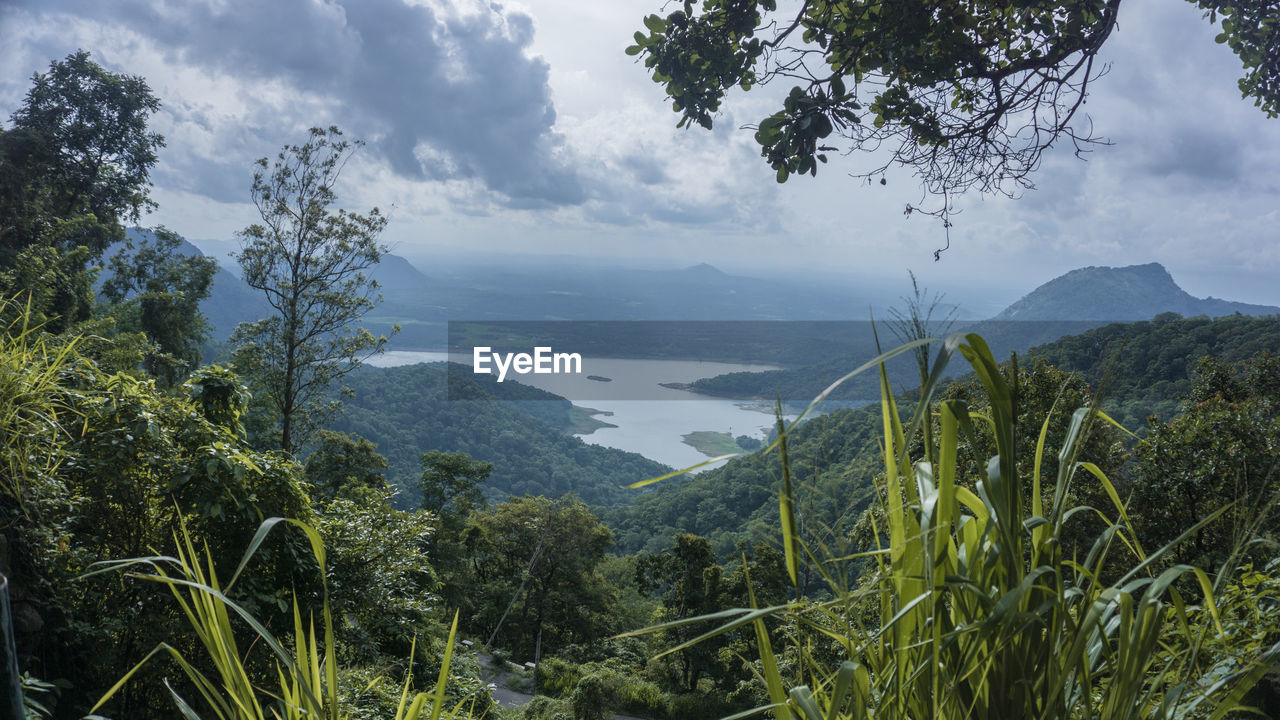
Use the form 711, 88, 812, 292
683, 262, 727, 276
994, 263, 1280, 321
677, 263, 1280, 405
105, 229, 267, 339
371, 253, 432, 301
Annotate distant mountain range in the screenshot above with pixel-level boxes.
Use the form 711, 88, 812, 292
994, 262, 1280, 321
682, 262, 1280, 404
174, 236, 962, 342
114, 233, 1278, 352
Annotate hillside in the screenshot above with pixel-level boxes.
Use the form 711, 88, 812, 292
1027, 313, 1280, 429
328, 362, 670, 507
995, 263, 1280, 321
605, 403, 885, 556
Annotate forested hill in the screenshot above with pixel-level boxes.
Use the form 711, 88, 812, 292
1027, 313, 1280, 430
996, 263, 1280, 321
610, 313, 1280, 556
329, 362, 669, 507
605, 405, 885, 556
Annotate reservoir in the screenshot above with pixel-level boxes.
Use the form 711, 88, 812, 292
366, 350, 796, 471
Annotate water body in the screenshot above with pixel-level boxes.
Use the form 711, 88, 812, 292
366, 351, 794, 471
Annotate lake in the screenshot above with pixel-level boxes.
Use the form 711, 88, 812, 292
366, 350, 795, 471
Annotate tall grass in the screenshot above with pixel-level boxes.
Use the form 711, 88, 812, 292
88, 517, 472, 720
631, 332, 1280, 720
0, 296, 79, 514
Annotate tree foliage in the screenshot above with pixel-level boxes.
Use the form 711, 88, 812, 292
232, 125, 390, 454
101, 227, 218, 385
1130, 353, 1280, 577
419, 450, 493, 516
0, 309, 316, 716
466, 496, 616, 660
0, 50, 164, 330
627, 0, 1279, 205
304, 429, 390, 504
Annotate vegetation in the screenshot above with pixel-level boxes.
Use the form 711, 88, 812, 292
626, 0, 1279, 214
681, 431, 743, 457
1027, 313, 1280, 429
2, 47, 1278, 720
101, 227, 219, 385
627, 334, 1279, 719
0, 51, 163, 332
232, 125, 392, 454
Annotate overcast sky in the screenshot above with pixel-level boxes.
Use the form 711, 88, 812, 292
2, 0, 1277, 310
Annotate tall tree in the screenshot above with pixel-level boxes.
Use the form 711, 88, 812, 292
419, 450, 492, 616
0, 50, 164, 329
635, 533, 726, 692
232, 125, 390, 454
469, 496, 616, 660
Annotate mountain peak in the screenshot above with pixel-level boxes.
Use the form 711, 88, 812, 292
684, 262, 726, 275
995, 263, 1278, 321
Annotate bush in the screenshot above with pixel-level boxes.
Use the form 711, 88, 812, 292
534, 657, 581, 698
615, 676, 667, 718
665, 692, 734, 720
520, 695, 573, 720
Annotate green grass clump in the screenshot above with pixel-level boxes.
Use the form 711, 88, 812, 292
630, 332, 1280, 720
90, 518, 477, 720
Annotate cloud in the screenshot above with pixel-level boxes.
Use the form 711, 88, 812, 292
2, 0, 584, 206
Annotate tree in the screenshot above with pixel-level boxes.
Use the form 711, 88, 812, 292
232, 125, 390, 454
468, 496, 617, 660
1130, 353, 1280, 577
635, 534, 727, 692
419, 450, 493, 515
627, 0, 1279, 218
0, 50, 164, 329
101, 227, 218, 385
418, 450, 492, 617
303, 429, 390, 503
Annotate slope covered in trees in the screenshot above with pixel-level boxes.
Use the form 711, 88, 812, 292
1027, 312, 1280, 429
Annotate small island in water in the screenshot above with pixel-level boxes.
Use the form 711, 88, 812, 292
586, 375, 612, 382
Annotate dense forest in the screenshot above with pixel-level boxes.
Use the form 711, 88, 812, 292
3, 44, 1280, 720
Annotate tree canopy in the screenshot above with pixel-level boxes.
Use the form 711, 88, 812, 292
0, 50, 164, 329
627, 0, 1279, 207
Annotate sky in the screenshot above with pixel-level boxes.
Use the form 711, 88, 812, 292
1, 0, 1277, 311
